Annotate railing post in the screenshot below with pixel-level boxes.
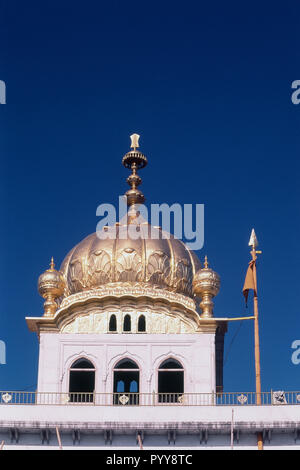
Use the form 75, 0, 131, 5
270, 390, 273, 405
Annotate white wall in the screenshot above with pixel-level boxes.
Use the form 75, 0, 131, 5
37, 333, 216, 395
0, 404, 300, 450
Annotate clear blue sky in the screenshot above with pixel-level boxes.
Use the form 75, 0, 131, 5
0, 0, 299, 392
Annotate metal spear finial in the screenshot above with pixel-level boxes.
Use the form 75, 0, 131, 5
248, 228, 258, 249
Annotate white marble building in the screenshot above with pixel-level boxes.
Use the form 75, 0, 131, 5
1, 136, 299, 450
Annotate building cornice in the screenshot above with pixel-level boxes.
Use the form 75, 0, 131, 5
26, 284, 227, 335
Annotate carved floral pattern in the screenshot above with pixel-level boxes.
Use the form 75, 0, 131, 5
147, 251, 171, 287
115, 248, 143, 282
69, 259, 85, 293
61, 231, 202, 298
174, 259, 193, 296
87, 250, 111, 287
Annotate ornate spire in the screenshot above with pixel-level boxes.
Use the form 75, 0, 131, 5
130, 133, 140, 150
49, 256, 55, 271
122, 134, 148, 209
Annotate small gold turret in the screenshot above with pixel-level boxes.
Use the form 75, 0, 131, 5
192, 256, 220, 318
38, 257, 65, 317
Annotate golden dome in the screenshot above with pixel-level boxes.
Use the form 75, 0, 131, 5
60, 222, 201, 299
59, 134, 202, 299
51, 134, 206, 301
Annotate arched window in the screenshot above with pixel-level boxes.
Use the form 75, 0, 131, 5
158, 359, 184, 403
137, 315, 146, 332
69, 358, 95, 403
109, 314, 117, 332
113, 358, 139, 405
123, 314, 131, 332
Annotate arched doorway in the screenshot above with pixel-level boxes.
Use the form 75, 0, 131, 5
113, 359, 139, 405
158, 359, 184, 403
69, 358, 95, 403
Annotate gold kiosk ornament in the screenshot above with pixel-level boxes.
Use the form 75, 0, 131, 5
38, 257, 65, 317
192, 256, 220, 318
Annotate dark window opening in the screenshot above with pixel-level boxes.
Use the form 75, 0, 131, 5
109, 314, 117, 332
159, 359, 182, 369
71, 358, 94, 369
123, 314, 131, 332
138, 315, 146, 332
113, 359, 139, 405
115, 359, 138, 369
158, 359, 184, 403
69, 358, 95, 403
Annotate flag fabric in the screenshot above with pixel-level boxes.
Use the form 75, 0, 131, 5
243, 259, 256, 306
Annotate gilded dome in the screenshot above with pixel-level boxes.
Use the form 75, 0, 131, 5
58, 134, 202, 300
60, 222, 201, 299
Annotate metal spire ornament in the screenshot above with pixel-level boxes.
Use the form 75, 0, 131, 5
122, 134, 148, 222
248, 228, 258, 249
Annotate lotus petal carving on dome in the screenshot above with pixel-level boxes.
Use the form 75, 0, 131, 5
174, 259, 193, 296
115, 248, 143, 282
87, 250, 111, 287
147, 251, 171, 287
59, 230, 202, 299
69, 259, 86, 293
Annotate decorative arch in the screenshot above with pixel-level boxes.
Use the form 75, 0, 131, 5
64, 351, 97, 373
152, 351, 188, 374
137, 314, 146, 332
123, 314, 131, 332
113, 358, 140, 405
108, 350, 144, 373
109, 314, 117, 332
153, 354, 186, 403
159, 358, 183, 369
157, 357, 184, 403
68, 356, 96, 403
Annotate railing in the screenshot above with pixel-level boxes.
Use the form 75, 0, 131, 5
0, 390, 300, 406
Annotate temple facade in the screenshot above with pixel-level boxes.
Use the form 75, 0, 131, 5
1, 135, 299, 450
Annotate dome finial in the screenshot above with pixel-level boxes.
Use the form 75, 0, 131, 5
50, 256, 55, 271
122, 134, 148, 214
204, 255, 209, 268
130, 133, 140, 150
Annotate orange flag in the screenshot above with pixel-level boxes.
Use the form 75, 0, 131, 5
243, 259, 256, 306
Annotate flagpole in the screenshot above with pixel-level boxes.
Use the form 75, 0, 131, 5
249, 232, 263, 451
